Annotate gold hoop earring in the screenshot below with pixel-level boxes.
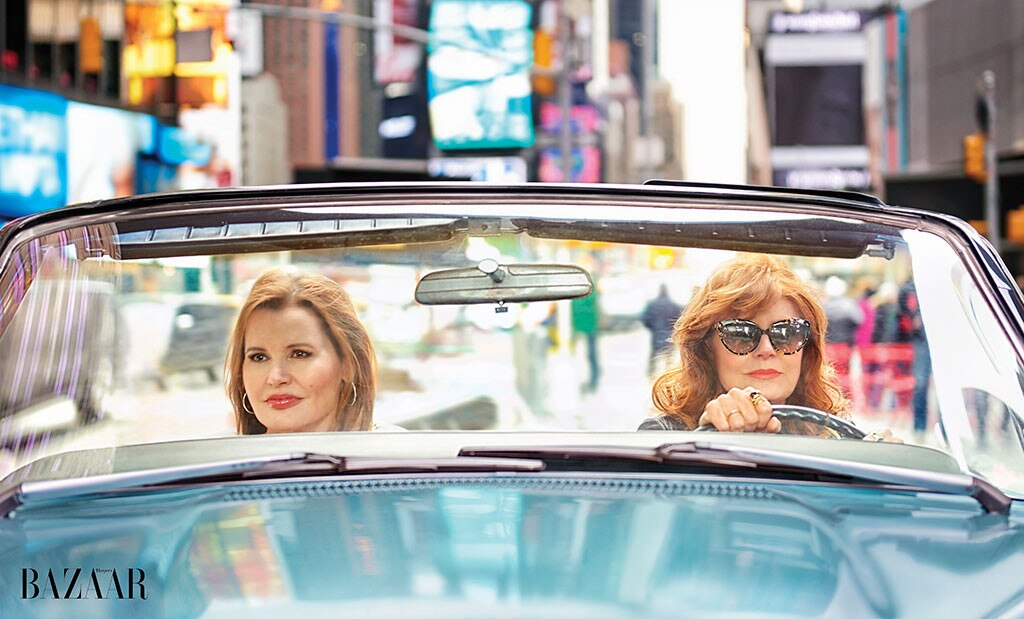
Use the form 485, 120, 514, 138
242, 394, 255, 415
350, 384, 358, 406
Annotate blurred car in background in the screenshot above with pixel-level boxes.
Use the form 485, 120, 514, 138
119, 294, 239, 390
160, 295, 239, 386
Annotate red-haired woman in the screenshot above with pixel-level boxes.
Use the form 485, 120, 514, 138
642, 254, 896, 441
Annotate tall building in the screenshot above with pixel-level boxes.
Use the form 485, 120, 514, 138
262, 0, 331, 168
241, 74, 290, 185
884, 0, 1024, 272
2, 0, 125, 109
260, 0, 380, 174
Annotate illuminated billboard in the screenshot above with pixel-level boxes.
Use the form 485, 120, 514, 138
539, 102, 600, 134
538, 146, 601, 184
0, 85, 67, 218
766, 9, 874, 191
375, 0, 423, 85
427, 0, 534, 151
66, 103, 157, 203
0, 85, 220, 219
428, 156, 527, 182
123, 0, 235, 108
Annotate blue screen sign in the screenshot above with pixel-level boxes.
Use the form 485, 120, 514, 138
427, 0, 534, 151
0, 85, 68, 218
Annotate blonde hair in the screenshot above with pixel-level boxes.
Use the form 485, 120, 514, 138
651, 254, 848, 431
225, 270, 376, 434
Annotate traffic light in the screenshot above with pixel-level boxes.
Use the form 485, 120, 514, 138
1008, 208, 1024, 244
963, 132, 986, 183
533, 30, 556, 96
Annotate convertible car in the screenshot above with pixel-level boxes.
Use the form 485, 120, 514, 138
1, 181, 1023, 617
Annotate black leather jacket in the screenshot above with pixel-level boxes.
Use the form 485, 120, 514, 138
637, 415, 691, 431
637, 413, 840, 438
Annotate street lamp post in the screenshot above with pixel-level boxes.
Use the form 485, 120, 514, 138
640, 0, 655, 182
558, 8, 573, 182
979, 70, 999, 251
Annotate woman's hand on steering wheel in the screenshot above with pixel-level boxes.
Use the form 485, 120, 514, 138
697, 387, 780, 434
697, 401, 868, 439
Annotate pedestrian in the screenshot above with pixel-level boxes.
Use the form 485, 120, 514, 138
852, 277, 877, 351
821, 276, 863, 397
641, 283, 683, 375
898, 279, 930, 434
851, 276, 877, 407
571, 285, 601, 393
863, 282, 900, 410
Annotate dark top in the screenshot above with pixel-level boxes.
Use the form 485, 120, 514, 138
638, 415, 691, 431
823, 296, 862, 345
641, 293, 683, 350
638, 293, 679, 340
871, 302, 904, 343
638, 414, 838, 438
897, 281, 925, 342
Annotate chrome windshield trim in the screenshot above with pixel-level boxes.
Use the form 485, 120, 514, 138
0, 453, 548, 518
9, 454, 306, 512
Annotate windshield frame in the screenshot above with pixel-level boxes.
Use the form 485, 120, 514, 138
3, 182, 1024, 492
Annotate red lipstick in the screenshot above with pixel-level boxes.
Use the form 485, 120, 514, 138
747, 370, 782, 380
265, 394, 302, 410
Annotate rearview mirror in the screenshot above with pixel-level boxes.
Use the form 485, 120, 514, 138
415, 261, 593, 306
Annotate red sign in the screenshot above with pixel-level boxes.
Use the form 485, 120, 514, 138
375, 0, 422, 84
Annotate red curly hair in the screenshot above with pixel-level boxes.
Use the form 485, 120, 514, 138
651, 254, 848, 432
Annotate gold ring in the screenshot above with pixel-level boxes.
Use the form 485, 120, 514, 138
729, 409, 741, 417
749, 390, 766, 407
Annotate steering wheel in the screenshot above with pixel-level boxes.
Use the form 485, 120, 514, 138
694, 404, 866, 440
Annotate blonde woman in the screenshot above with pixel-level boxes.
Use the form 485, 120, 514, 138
225, 270, 376, 434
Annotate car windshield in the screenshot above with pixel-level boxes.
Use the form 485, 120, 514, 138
2, 189, 1024, 495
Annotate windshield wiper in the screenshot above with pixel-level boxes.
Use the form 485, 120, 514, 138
458, 442, 1012, 515
0, 453, 544, 517
6, 444, 1011, 517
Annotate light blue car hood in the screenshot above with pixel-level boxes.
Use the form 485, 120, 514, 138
1, 473, 1023, 618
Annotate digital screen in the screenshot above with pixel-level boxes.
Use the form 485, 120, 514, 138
66, 102, 158, 203
381, 92, 429, 159
0, 85, 68, 218
539, 102, 600, 134
538, 146, 601, 183
427, 0, 534, 151
772, 65, 864, 147
428, 156, 527, 182
773, 167, 871, 190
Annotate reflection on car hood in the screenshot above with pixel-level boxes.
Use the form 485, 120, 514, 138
1, 472, 1022, 618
